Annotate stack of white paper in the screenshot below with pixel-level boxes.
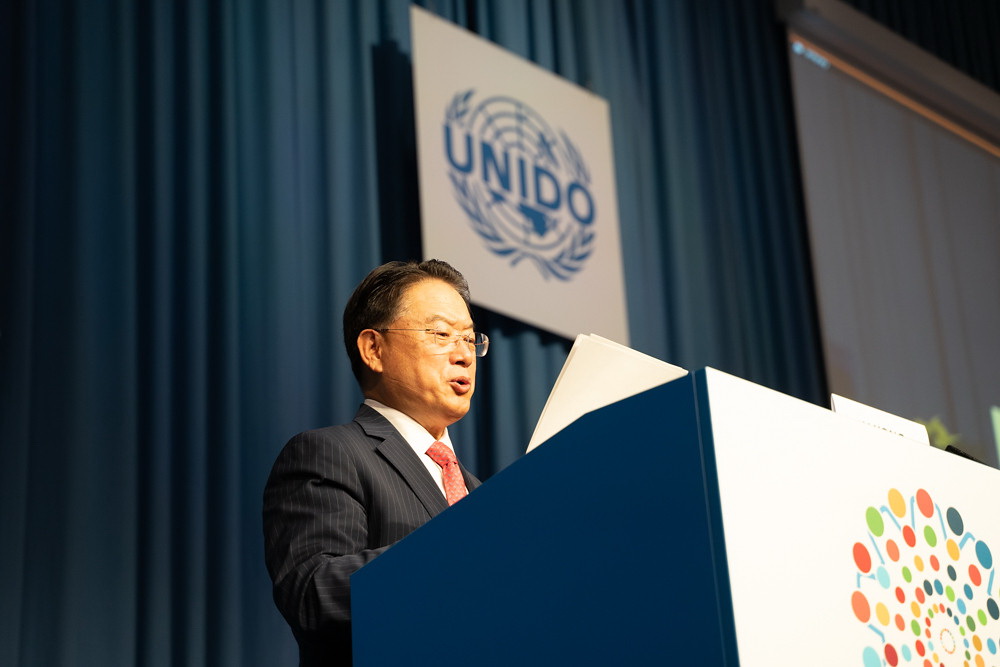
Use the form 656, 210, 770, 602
830, 394, 930, 445
526, 334, 688, 452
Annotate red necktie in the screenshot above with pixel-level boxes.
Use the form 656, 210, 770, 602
426, 441, 469, 505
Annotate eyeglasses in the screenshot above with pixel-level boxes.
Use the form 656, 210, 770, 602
376, 328, 490, 357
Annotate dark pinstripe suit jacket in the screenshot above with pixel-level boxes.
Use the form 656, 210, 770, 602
262, 403, 481, 666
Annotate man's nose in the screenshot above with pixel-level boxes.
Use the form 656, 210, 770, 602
450, 341, 474, 365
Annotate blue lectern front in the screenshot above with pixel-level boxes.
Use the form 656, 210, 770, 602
353, 368, 1000, 667
352, 371, 739, 666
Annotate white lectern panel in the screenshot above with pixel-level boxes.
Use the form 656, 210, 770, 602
703, 369, 1000, 667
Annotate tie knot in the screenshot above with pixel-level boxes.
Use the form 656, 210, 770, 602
426, 441, 458, 467
426, 441, 468, 505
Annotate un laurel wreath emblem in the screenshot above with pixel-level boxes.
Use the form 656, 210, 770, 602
442, 90, 596, 281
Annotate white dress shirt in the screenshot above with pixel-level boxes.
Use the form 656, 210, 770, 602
363, 398, 467, 499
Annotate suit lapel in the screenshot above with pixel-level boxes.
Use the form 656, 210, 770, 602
354, 405, 450, 517
460, 465, 480, 492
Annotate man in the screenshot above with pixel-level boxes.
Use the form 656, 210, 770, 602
263, 259, 486, 666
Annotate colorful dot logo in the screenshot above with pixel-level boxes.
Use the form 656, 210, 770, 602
852, 488, 998, 667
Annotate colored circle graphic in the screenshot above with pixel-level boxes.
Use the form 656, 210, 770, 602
852, 488, 998, 667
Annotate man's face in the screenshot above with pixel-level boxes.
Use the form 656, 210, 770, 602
368, 279, 476, 438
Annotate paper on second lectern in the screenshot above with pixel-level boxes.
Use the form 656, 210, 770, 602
526, 334, 687, 452
830, 393, 930, 446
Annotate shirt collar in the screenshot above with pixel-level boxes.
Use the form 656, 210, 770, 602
363, 398, 454, 451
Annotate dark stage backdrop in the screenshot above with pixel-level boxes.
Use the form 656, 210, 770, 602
842, 0, 999, 94
4, 0, 848, 664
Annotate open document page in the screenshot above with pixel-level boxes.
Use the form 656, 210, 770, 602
830, 393, 930, 446
526, 334, 687, 452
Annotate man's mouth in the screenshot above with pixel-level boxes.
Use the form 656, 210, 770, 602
449, 377, 472, 394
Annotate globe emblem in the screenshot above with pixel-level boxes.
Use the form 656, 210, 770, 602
442, 90, 595, 280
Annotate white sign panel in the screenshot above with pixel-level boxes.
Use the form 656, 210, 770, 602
703, 369, 1000, 667
410, 6, 629, 344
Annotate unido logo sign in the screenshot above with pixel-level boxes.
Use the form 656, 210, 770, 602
441, 90, 595, 281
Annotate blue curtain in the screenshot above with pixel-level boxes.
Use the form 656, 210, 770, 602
2, 0, 829, 664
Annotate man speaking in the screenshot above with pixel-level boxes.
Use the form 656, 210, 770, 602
263, 259, 487, 665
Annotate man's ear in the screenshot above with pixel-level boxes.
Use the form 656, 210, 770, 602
357, 329, 384, 375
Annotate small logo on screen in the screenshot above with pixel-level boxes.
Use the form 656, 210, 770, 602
851, 488, 998, 666
442, 90, 595, 280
